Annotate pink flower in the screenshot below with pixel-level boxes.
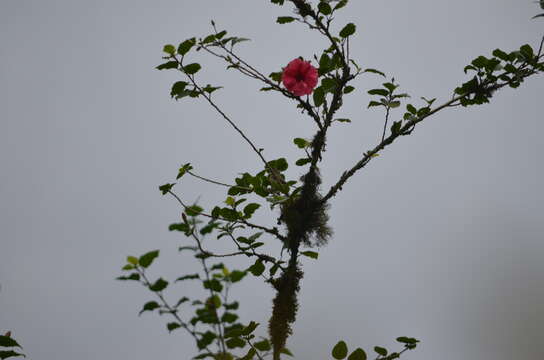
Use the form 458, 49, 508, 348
281, 58, 318, 96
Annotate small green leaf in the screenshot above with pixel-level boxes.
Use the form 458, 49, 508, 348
347, 348, 366, 360
248, 260, 265, 276
269, 72, 283, 82
221, 312, 239, 323
178, 38, 196, 56
339, 23, 356, 38
127, 256, 138, 265
159, 183, 174, 195
176, 274, 200, 282
226, 337, 246, 349
254, 339, 271, 352
296, 158, 311, 167
334, 0, 349, 11
332, 341, 349, 359
186, 205, 203, 216
391, 121, 402, 135
242, 321, 259, 335
149, 278, 168, 292
139, 301, 160, 315
363, 68, 386, 77
167, 322, 181, 332
116, 273, 140, 281
335, 118, 351, 123
163, 44, 176, 55
318, 2, 332, 15
156, 61, 178, 70
243, 203, 261, 217
0, 350, 25, 359
277, 16, 296, 24
0, 337, 22, 349
313, 86, 325, 107
183, 63, 201, 75
121, 264, 135, 271
293, 138, 309, 148
139, 250, 159, 268
301, 251, 319, 259
368, 89, 389, 96
367, 101, 383, 108
344, 86, 355, 94
374, 346, 387, 356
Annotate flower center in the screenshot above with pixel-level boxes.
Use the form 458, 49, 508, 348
295, 72, 305, 82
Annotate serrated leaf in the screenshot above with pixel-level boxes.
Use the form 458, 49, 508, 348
332, 341, 348, 359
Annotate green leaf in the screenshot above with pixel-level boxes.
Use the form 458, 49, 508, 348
339, 23, 356, 38
139, 301, 160, 315
183, 63, 201, 75
170, 81, 189, 99
248, 260, 265, 276
242, 321, 259, 335
344, 86, 355, 94
243, 203, 260, 217
221, 312, 239, 323
396, 337, 419, 345
240, 348, 257, 360
0, 337, 21, 349
202, 84, 223, 94
159, 183, 174, 195
332, 341, 349, 359
197, 331, 217, 350
176, 274, 200, 282
301, 251, 319, 259
295, 158, 311, 166
0, 350, 25, 359
121, 264, 135, 271
334, 0, 349, 10
368, 89, 389, 97
127, 256, 138, 265
178, 38, 196, 56
163, 44, 176, 55
313, 86, 325, 107
186, 205, 203, 216
116, 273, 140, 281
318, 2, 332, 15
254, 339, 271, 352
347, 348, 367, 360
406, 104, 417, 114
335, 118, 351, 123
269, 72, 283, 82
293, 138, 309, 148
277, 16, 296, 24
367, 101, 383, 108
321, 77, 338, 93
167, 322, 181, 332
374, 347, 387, 356
226, 337, 246, 349
176, 163, 193, 179
149, 278, 168, 292
156, 61, 178, 70
391, 121, 402, 135
382, 82, 398, 92
363, 68, 386, 77
203, 279, 223, 292
520, 44, 534, 60
388, 101, 401, 108
139, 250, 159, 268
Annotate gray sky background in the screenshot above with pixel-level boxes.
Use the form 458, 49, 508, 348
1, 1, 543, 360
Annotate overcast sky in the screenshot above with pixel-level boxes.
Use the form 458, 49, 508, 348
1, 1, 543, 360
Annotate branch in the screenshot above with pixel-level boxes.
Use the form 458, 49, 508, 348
167, 190, 288, 242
